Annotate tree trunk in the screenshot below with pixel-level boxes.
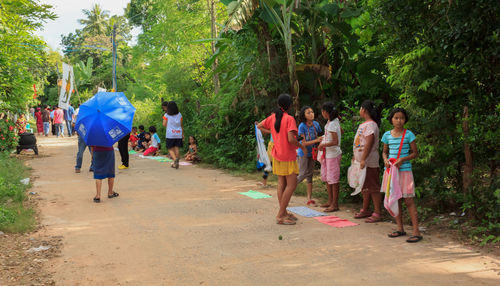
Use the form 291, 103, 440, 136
207, 0, 220, 94
462, 105, 473, 195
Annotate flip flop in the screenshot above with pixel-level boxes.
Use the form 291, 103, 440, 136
319, 203, 330, 208
354, 209, 372, 219
306, 200, 317, 206
365, 213, 382, 223
406, 235, 423, 243
107, 192, 119, 199
388, 230, 406, 238
93, 197, 100, 203
323, 207, 339, 213
276, 217, 296, 225
287, 213, 298, 221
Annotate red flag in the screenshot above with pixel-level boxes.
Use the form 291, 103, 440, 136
33, 84, 37, 99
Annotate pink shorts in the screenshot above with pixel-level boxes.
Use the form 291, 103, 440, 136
399, 171, 415, 198
143, 147, 158, 156
321, 156, 341, 184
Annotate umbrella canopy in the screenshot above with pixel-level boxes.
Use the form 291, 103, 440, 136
75, 92, 136, 147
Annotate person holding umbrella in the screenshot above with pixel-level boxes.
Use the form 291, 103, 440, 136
75, 92, 136, 203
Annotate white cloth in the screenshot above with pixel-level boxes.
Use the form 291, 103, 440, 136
255, 124, 272, 172
324, 119, 342, 158
348, 161, 367, 196
164, 113, 182, 139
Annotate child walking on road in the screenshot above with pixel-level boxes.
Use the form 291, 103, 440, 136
258, 94, 306, 225
91, 146, 118, 203
162, 101, 184, 169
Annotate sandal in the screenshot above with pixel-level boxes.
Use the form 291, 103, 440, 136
287, 213, 298, 221
354, 209, 372, 219
107, 192, 119, 199
93, 197, 100, 203
406, 235, 423, 243
388, 230, 407, 238
306, 200, 316, 207
175, 158, 180, 169
276, 217, 296, 225
319, 203, 330, 208
324, 207, 339, 213
365, 213, 382, 223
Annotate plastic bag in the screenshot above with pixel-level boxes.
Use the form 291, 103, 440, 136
347, 161, 367, 196
255, 124, 272, 172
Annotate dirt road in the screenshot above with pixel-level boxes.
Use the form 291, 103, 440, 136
28, 136, 499, 285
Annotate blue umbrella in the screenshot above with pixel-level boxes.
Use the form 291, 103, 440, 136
75, 92, 136, 147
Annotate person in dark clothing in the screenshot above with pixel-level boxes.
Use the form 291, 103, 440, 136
135, 125, 146, 151
118, 133, 130, 169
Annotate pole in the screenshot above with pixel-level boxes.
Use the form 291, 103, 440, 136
112, 24, 117, 91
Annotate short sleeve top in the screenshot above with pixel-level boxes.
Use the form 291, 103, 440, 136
297, 121, 322, 157
353, 121, 380, 168
151, 133, 161, 148
381, 129, 416, 171
323, 119, 342, 158
261, 113, 298, 162
163, 113, 183, 139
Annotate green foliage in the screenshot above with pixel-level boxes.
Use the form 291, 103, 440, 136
0, 117, 19, 152
0, 152, 34, 232
0, 0, 56, 111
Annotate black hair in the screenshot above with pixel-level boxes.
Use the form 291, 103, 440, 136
322, 102, 338, 120
161, 101, 169, 109
149, 126, 157, 133
166, 101, 179, 116
144, 132, 151, 137
138, 125, 145, 131
361, 100, 381, 126
189, 135, 198, 145
299, 106, 313, 123
132, 126, 137, 130
274, 94, 292, 133
388, 108, 409, 125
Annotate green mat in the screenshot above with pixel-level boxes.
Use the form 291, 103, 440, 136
128, 150, 137, 154
150, 156, 173, 162
239, 190, 272, 199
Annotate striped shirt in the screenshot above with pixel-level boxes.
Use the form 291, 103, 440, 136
381, 130, 416, 171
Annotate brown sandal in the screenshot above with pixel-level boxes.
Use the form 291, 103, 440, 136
324, 207, 339, 213
354, 209, 372, 219
276, 217, 296, 225
365, 213, 382, 223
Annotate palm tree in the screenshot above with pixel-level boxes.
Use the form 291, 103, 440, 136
79, 4, 110, 36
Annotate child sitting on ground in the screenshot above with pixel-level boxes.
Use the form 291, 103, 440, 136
143, 127, 161, 156
135, 125, 146, 151
184, 136, 200, 162
129, 126, 139, 149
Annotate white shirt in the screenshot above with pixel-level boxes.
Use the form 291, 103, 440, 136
151, 133, 161, 148
164, 113, 182, 139
324, 119, 342, 158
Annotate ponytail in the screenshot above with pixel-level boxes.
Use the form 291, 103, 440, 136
274, 94, 292, 133
322, 102, 338, 121
361, 100, 381, 126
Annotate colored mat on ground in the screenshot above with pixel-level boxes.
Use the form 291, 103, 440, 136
138, 155, 173, 162
239, 190, 272, 199
286, 206, 328, 218
314, 216, 359, 228
179, 162, 192, 166
129, 150, 137, 154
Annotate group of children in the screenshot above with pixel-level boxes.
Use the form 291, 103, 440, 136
258, 94, 422, 243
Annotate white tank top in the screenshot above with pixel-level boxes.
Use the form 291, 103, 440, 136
164, 113, 182, 139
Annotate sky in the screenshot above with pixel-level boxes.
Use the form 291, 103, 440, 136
36, 0, 140, 51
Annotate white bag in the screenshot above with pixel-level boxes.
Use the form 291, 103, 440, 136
348, 161, 367, 196
255, 124, 272, 172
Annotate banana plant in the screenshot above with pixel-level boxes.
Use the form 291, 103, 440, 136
222, 0, 301, 113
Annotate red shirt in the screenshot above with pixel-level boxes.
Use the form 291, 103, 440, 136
261, 113, 298, 161
53, 109, 64, 124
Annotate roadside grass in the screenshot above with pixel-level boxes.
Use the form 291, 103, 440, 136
0, 152, 36, 232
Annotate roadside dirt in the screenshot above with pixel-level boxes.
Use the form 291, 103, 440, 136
3, 135, 500, 285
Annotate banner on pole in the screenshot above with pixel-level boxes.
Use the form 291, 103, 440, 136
58, 63, 74, 110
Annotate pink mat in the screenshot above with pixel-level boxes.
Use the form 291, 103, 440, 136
314, 216, 359, 228
179, 162, 193, 166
